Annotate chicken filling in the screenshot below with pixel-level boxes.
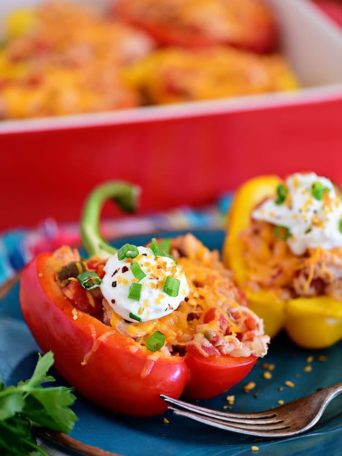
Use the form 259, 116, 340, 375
240, 219, 342, 300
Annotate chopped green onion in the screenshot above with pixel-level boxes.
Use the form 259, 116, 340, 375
158, 239, 171, 255
146, 331, 165, 352
128, 283, 142, 301
311, 181, 330, 201
163, 276, 180, 297
77, 271, 102, 290
129, 312, 141, 322
131, 262, 146, 281
118, 243, 139, 260
275, 184, 288, 205
150, 238, 161, 256
150, 237, 175, 261
339, 219, 342, 234
273, 225, 291, 241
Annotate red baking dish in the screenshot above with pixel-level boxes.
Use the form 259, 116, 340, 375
0, 0, 342, 231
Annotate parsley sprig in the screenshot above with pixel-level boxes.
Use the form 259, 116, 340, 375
0, 352, 77, 456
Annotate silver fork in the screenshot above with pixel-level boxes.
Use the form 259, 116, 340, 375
161, 382, 342, 438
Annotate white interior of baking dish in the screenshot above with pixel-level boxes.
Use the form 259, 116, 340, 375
0, 0, 341, 133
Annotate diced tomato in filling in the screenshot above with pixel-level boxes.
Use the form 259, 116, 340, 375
218, 313, 229, 332
196, 340, 221, 357
246, 316, 257, 331
63, 280, 103, 318
86, 258, 106, 278
203, 307, 216, 323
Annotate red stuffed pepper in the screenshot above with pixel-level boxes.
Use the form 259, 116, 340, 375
20, 182, 269, 416
115, 0, 278, 53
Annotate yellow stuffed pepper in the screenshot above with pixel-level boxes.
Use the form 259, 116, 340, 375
223, 173, 342, 349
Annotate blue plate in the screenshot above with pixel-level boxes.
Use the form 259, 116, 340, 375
1, 230, 341, 456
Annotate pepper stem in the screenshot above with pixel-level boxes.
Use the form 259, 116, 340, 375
81, 181, 140, 258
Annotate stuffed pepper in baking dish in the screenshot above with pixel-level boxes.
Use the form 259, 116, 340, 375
124, 47, 298, 105
115, 0, 278, 53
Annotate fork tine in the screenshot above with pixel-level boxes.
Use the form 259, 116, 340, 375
171, 408, 291, 437
161, 395, 278, 421
168, 407, 287, 431
167, 406, 283, 425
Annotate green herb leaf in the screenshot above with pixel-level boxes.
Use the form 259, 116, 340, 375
311, 181, 330, 201
163, 277, 180, 297
129, 312, 142, 322
0, 415, 46, 456
128, 283, 142, 301
273, 225, 291, 241
24, 352, 55, 388
24, 388, 76, 433
0, 352, 77, 456
130, 262, 146, 281
146, 331, 165, 352
0, 394, 25, 421
275, 184, 288, 205
117, 243, 139, 260
77, 271, 102, 290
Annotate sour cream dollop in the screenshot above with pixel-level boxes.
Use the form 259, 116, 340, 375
252, 173, 342, 255
100, 246, 189, 322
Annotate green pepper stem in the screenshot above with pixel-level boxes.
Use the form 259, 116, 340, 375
81, 181, 140, 258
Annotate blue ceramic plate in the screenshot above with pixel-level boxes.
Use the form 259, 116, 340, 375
1, 230, 341, 456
